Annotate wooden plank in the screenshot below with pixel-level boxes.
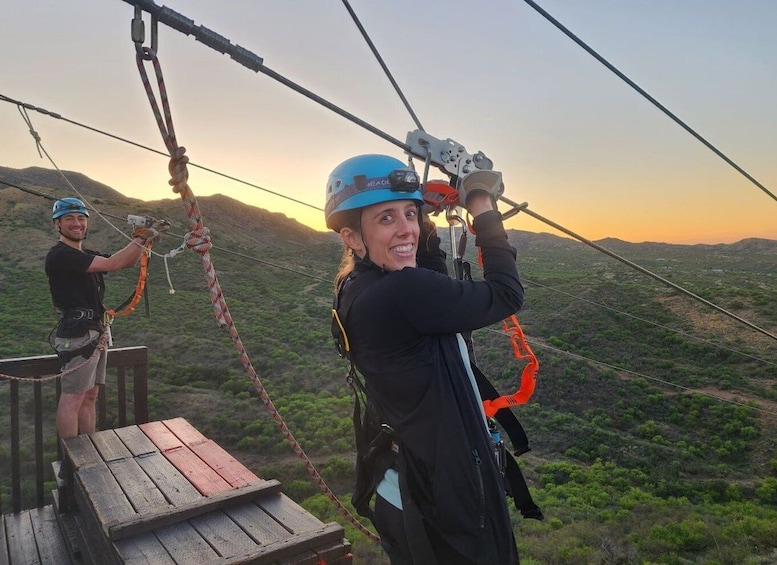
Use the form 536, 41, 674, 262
309, 540, 353, 565
115, 425, 159, 457
0, 515, 9, 565
279, 552, 317, 565
76, 463, 137, 529
108, 458, 170, 514
163, 447, 233, 496
154, 521, 220, 563
30, 505, 72, 564
323, 553, 354, 565
140, 421, 185, 452
71, 506, 121, 565
204, 522, 346, 565
134, 451, 202, 506
54, 499, 84, 562
107, 480, 282, 541
162, 417, 208, 446
224, 503, 295, 545
115, 531, 178, 565
189, 440, 259, 488
62, 434, 102, 469
189, 510, 258, 557
259, 494, 324, 534
4, 510, 40, 565
92, 429, 133, 463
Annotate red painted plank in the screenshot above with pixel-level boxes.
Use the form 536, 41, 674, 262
189, 440, 259, 487
162, 417, 208, 447
139, 421, 184, 452
164, 445, 232, 497
141, 418, 258, 495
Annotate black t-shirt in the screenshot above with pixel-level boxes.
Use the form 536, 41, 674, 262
45, 242, 106, 334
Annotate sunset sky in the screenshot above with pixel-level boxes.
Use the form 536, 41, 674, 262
2, 0, 776, 244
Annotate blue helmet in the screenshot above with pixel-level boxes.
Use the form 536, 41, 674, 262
52, 197, 89, 220
325, 154, 424, 231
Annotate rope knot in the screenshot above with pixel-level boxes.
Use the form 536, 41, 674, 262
186, 226, 212, 254
168, 147, 189, 193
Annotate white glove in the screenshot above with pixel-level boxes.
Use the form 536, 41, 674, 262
459, 170, 504, 205
132, 219, 170, 243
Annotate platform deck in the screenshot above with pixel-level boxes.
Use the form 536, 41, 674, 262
2, 418, 351, 565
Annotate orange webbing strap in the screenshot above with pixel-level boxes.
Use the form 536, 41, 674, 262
472, 231, 538, 418
481, 314, 538, 418
106, 240, 153, 318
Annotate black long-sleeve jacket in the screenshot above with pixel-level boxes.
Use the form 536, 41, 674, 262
343, 210, 523, 564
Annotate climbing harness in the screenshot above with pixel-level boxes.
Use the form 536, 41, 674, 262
331, 260, 544, 522
332, 269, 397, 522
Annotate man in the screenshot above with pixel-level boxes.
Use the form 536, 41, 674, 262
45, 197, 164, 440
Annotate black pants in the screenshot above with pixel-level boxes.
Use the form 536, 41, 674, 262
373, 494, 475, 565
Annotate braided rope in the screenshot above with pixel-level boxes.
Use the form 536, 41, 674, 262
135, 46, 379, 543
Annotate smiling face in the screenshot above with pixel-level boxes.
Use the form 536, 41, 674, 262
55, 212, 88, 246
340, 199, 420, 271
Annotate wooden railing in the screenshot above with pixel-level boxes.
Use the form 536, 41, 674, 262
0, 346, 149, 514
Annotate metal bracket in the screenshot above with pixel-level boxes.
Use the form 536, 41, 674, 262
405, 129, 493, 181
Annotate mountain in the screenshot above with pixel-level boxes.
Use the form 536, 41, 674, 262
2, 166, 777, 564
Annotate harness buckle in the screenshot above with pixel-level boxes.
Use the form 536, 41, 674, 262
67, 308, 94, 321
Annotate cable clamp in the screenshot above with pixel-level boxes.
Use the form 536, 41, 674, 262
405, 129, 494, 183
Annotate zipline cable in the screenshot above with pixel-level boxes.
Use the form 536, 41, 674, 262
0, 93, 322, 213
117, 0, 777, 206
339, 0, 425, 131
521, 0, 777, 204
502, 195, 777, 343
522, 278, 777, 368
509, 333, 777, 417
122, 0, 411, 155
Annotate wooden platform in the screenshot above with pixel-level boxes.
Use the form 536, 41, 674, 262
1, 417, 352, 565
0, 504, 75, 564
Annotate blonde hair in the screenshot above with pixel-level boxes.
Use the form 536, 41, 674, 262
333, 208, 362, 292
334, 247, 356, 291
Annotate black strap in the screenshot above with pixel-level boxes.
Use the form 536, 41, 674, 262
471, 364, 543, 520
505, 453, 544, 520
56, 337, 99, 367
331, 268, 380, 359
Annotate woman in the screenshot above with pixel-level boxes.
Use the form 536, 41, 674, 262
327, 154, 523, 564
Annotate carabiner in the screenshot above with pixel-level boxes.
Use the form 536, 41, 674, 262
131, 6, 158, 61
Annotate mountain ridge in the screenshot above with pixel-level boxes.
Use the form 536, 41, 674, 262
4, 165, 775, 250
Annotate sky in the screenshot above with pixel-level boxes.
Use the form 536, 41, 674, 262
2, 0, 776, 244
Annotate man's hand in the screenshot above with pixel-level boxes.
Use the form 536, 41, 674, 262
132, 219, 170, 243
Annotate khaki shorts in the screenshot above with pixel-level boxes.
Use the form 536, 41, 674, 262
55, 330, 107, 395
